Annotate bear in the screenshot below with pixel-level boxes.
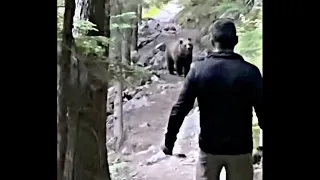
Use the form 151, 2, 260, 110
166, 38, 193, 77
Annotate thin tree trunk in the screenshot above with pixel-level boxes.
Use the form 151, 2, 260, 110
131, 4, 139, 51
103, 0, 111, 177
57, 0, 75, 178
73, 0, 90, 36
131, 4, 142, 51
113, 79, 124, 152
110, 0, 125, 152
121, 7, 132, 65
138, 4, 142, 25
104, 0, 111, 57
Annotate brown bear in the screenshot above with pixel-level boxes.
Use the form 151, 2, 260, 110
166, 38, 193, 77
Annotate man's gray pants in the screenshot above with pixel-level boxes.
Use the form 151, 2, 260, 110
195, 151, 253, 180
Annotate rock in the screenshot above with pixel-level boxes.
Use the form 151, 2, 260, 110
200, 35, 211, 50
131, 50, 140, 64
123, 96, 151, 112
130, 171, 138, 177
150, 51, 166, 70
160, 90, 167, 95
151, 75, 160, 82
220, 9, 241, 20
163, 24, 177, 31
139, 122, 151, 128
152, 48, 160, 55
137, 55, 150, 67
138, 31, 161, 50
254, 168, 262, 180
146, 151, 168, 165
121, 147, 131, 156
154, 42, 167, 51
157, 83, 175, 90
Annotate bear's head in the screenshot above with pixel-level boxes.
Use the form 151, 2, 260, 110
178, 38, 193, 56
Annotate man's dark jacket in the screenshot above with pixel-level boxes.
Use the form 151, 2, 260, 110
165, 51, 263, 155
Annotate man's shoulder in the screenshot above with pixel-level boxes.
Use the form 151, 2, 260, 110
240, 59, 261, 75
230, 53, 261, 73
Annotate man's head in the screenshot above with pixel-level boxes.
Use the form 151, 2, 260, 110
210, 19, 238, 50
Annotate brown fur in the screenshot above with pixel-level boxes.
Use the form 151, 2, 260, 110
166, 38, 193, 77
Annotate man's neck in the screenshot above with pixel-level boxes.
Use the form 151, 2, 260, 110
213, 48, 234, 53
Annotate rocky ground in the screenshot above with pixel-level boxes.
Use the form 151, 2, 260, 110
105, 1, 262, 179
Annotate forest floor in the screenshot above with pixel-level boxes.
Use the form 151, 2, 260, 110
108, 74, 207, 180
108, 74, 235, 180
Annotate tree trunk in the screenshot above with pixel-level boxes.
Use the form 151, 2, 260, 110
73, 0, 90, 36
57, 0, 75, 178
88, 0, 106, 36
121, 4, 133, 65
131, 4, 142, 51
63, 51, 80, 180
104, 0, 111, 57
131, 4, 139, 51
69, 0, 112, 179
138, 4, 142, 25
110, 0, 125, 152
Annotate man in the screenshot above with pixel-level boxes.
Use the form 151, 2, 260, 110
162, 18, 263, 180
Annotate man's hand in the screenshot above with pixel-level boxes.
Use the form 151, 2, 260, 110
161, 145, 173, 155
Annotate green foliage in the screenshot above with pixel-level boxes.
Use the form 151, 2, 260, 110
235, 7, 262, 70
143, 0, 170, 9
110, 12, 137, 30
71, 20, 111, 57
215, 0, 242, 13
143, 5, 163, 18
108, 58, 151, 86
111, 12, 137, 20
57, 8, 150, 83
109, 161, 131, 180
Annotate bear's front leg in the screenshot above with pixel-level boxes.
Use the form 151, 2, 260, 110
183, 62, 191, 77
167, 57, 175, 75
176, 61, 184, 76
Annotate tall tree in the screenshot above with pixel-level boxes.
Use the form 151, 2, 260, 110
65, 0, 112, 179
109, 0, 124, 152
131, 3, 142, 51
57, 0, 75, 179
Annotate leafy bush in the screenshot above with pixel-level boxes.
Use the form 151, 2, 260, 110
235, 6, 262, 70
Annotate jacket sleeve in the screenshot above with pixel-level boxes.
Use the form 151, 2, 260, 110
164, 69, 197, 150
252, 67, 263, 130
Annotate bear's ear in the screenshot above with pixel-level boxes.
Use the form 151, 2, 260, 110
179, 39, 184, 44
187, 38, 192, 41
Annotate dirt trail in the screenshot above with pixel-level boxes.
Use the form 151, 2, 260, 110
108, 73, 227, 180
120, 74, 200, 180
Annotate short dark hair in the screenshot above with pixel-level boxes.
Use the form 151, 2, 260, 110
211, 18, 238, 49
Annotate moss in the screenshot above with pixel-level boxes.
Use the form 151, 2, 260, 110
142, 5, 164, 18
252, 126, 261, 149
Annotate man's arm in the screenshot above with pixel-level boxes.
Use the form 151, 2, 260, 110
252, 67, 263, 130
164, 69, 197, 150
